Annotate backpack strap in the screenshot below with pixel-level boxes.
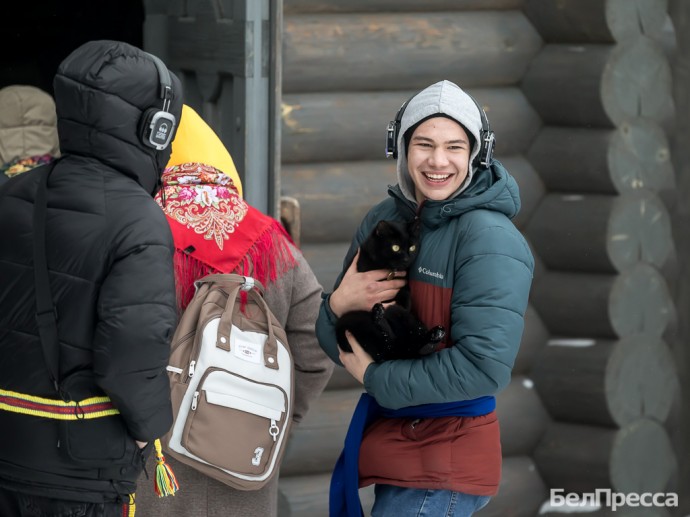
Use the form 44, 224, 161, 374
196, 274, 280, 370
32, 162, 67, 399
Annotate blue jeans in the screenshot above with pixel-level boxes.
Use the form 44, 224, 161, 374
371, 485, 491, 517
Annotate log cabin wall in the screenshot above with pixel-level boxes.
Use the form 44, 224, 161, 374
279, 1, 686, 516
278, 1, 551, 515
522, 1, 683, 515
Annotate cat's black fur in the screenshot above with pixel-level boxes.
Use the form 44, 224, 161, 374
335, 219, 445, 362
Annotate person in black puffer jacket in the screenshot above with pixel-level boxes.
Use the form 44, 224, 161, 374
0, 40, 183, 517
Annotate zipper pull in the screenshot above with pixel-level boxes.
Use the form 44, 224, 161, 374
188, 360, 196, 378
191, 391, 199, 411
269, 420, 279, 442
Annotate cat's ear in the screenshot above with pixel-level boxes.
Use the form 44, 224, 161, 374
375, 220, 393, 237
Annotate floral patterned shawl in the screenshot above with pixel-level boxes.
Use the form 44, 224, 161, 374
155, 162, 296, 311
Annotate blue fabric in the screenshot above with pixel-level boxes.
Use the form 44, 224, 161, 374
371, 485, 491, 517
329, 393, 496, 517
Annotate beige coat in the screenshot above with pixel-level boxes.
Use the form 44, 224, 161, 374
135, 246, 334, 516
0, 85, 59, 165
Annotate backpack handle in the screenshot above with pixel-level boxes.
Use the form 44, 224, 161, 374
197, 274, 279, 370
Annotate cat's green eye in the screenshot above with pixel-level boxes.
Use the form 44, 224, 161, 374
409, 245, 416, 252
392, 244, 400, 252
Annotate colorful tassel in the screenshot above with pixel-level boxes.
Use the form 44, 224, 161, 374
125, 493, 136, 516
153, 439, 179, 497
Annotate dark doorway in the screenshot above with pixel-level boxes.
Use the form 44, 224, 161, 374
2, 0, 144, 95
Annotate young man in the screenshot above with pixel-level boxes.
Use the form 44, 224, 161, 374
0, 40, 183, 516
317, 80, 534, 517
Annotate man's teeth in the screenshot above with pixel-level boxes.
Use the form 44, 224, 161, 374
425, 173, 450, 181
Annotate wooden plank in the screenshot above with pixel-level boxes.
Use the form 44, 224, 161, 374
301, 241, 350, 292
522, 42, 674, 127
527, 123, 675, 194
285, 0, 525, 14
533, 419, 677, 494
525, 191, 673, 273
524, 0, 669, 43
532, 336, 678, 427
283, 12, 541, 92
283, 155, 542, 244
282, 88, 541, 164
530, 264, 674, 338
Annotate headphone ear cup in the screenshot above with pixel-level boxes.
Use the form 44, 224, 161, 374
139, 107, 158, 148
139, 107, 176, 151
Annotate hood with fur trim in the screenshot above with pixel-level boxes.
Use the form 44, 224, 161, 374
396, 80, 484, 203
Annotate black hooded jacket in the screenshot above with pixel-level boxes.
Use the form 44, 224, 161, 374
0, 41, 183, 502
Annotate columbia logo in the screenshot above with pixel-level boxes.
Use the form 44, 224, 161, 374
418, 267, 444, 280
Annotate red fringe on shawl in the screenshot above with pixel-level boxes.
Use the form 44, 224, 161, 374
173, 219, 297, 314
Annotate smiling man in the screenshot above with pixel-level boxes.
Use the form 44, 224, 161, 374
316, 80, 534, 517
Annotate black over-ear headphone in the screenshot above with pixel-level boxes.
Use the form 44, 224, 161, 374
139, 52, 176, 151
384, 90, 496, 168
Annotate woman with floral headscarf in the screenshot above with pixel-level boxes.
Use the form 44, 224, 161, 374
135, 105, 333, 517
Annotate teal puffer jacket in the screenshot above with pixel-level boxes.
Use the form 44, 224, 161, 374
316, 160, 534, 409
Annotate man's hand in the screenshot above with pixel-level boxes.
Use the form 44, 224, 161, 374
329, 250, 407, 317
339, 331, 375, 384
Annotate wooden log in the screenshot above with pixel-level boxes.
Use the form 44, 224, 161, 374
279, 457, 545, 517
282, 388, 362, 476
281, 160, 395, 244
522, 41, 674, 127
285, 0, 525, 14
524, 0, 670, 44
530, 264, 674, 338
533, 419, 677, 494
301, 241, 350, 292
531, 335, 679, 427
283, 156, 541, 244
503, 155, 545, 231
527, 123, 675, 194
474, 456, 547, 517
278, 473, 375, 516
283, 12, 541, 92
496, 376, 549, 456
281, 88, 541, 164
525, 191, 673, 273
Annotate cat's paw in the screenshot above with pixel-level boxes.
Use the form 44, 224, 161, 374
429, 325, 446, 343
372, 303, 385, 322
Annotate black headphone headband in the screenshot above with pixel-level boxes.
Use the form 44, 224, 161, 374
139, 52, 176, 151
385, 89, 495, 168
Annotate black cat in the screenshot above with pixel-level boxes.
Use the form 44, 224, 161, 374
335, 219, 446, 362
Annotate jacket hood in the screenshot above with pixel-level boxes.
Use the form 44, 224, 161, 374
396, 80, 484, 202
53, 40, 183, 194
391, 159, 521, 228
0, 85, 60, 164
167, 104, 243, 197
